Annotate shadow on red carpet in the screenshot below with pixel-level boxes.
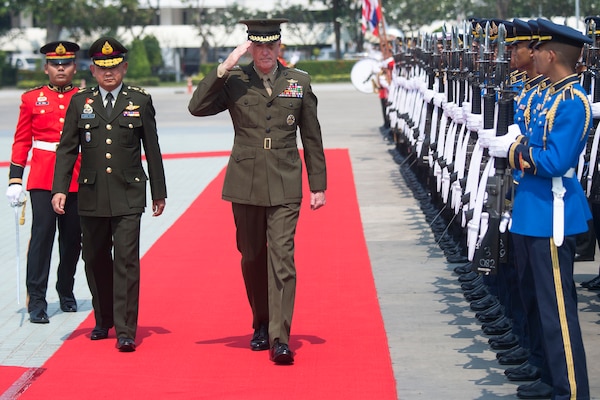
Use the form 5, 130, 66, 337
7, 149, 396, 399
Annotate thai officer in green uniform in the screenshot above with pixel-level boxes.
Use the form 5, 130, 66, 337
52, 37, 167, 352
188, 18, 327, 364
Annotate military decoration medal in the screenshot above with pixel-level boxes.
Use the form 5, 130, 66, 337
123, 101, 141, 117
82, 98, 95, 119
286, 115, 296, 126
36, 92, 48, 106
280, 79, 303, 98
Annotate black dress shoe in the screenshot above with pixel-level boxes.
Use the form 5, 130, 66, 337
90, 327, 109, 340
482, 316, 512, 335
30, 310, 49, 324
470, 294, 499, 312
498, 346, 530, 365
580, 274, 600, 288
453, 262, 473, 275
458, 271, 479, 282
505, 362, 541, 381
461, 275, 483, 291
250, 323, 269, 351
464, 285, 489, 301
517, 378, 552, 399
116, 337, 136, 352
269, 339, 294, 365
477, 303, 504, 322
59, 296, 77, 312
586, 277, 600, 291
489, 333, 519, 350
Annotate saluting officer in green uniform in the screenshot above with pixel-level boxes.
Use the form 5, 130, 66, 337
188, 18, 327, 364
52, 37, 167, 353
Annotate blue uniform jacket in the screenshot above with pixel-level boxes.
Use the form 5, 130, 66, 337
508, 74, 592, 237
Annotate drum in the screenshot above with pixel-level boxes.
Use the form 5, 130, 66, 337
350, 58, 380, 94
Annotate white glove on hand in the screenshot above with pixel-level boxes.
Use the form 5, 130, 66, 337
433, 92, 446, 108
466, 113, 483, 133
461, 102, 471, 121
453, 106, 466, 125
591, 102, 600, 119
477, 128, 496, 148
423, 89, 435, 104
6, 184, 25, 207
487, 124, 522, 157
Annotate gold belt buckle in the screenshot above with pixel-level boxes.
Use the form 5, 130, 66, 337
263, 137, 272, 150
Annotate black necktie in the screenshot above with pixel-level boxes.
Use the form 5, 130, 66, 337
105, 92, 114, 116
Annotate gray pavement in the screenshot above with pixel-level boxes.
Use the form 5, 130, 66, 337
0, 82, 598, 399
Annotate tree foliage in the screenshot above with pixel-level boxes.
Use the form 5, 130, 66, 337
126, 38, 151, 79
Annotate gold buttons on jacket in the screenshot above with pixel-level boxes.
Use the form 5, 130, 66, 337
59, 117, 64, 123
106, 167, 112, 173
59, 104, 65, 110
128, 123, 134, 129
85, 124, 90, 129
105, 153, 112, 159
106, 138, 112, 145
106, 124, 112, 130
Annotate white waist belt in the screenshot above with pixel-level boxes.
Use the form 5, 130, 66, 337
551, 167, 575, 247
32, 140, 59, 152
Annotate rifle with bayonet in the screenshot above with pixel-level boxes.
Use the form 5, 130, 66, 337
472, 22, 513, 274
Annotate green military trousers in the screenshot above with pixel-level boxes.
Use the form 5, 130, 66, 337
232, 202, 301, 345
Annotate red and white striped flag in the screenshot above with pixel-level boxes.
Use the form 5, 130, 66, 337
361, 0, 382, 36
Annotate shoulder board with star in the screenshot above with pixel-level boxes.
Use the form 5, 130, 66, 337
23, 85, 44, 94
127, 85, 150, 96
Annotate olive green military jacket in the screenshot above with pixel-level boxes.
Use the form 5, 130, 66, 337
52, 84, 167, 217
188, 62, 327, 206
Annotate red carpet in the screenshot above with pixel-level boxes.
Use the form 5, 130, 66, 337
9, 149, 396, 399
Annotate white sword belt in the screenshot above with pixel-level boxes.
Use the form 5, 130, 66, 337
551, 167, 575, 247
32, 140, 59, 152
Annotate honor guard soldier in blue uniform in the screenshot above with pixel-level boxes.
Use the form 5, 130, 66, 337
52, 37, 167, 352
581, 15, 600, 291
482, 18, 592, 400
188, 18, 327, 364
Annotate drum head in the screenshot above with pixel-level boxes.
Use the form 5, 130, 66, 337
350, 58, 380, 94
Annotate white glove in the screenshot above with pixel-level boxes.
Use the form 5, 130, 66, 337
466, 113, 483, 133
461, 102, 471, 121
453, 105, 466, 124
6, 184, 25, 207
443, 102, 456, 118
423, 89, 435, 104
591, 102, 600, 119
477, 128, 496, 148
433, 92, 446, 108
487, 124, 522, 157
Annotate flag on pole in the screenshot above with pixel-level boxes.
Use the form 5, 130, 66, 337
361, 0, 382, 36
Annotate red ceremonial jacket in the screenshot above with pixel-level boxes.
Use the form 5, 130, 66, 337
10, 84, 80, 192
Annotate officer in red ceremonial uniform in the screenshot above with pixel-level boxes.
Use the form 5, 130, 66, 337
6, 41, 82, 324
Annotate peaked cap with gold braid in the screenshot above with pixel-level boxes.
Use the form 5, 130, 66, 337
39, 41, 79, 64
88, 37, 128, 68
239, 19, 289, 43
